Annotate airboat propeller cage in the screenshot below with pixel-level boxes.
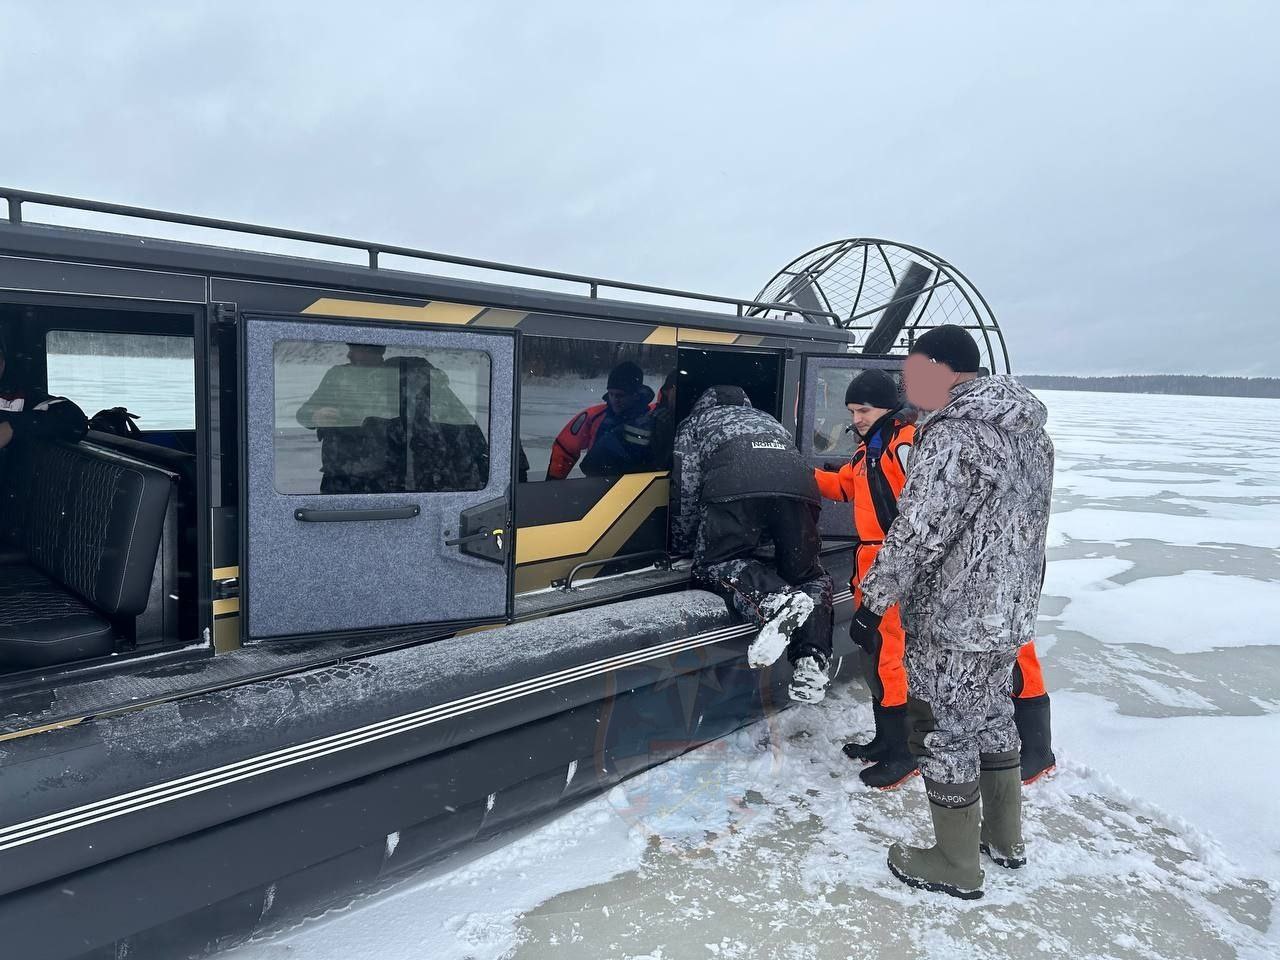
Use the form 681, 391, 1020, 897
750, 240, 1010, 374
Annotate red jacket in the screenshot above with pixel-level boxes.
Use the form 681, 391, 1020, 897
547, 403, 610, 479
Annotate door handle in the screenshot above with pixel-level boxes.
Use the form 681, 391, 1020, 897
445, 527, 505, 550
295, 505, 421, 522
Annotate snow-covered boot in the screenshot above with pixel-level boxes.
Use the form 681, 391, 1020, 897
979, 750, 1026, 869
888, 779, 984, 900
859, 705, 919, 790
788, 654, 830, 703
1013, 693, 1056, 784
843, 701, 892, 764
747, 589, 815, 668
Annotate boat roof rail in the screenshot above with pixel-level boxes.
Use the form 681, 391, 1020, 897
0, 187, 839, 323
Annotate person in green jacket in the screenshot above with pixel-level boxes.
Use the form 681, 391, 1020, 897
296, 343, 401, 494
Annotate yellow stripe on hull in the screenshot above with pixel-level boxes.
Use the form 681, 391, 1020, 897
303, 298, 486, 326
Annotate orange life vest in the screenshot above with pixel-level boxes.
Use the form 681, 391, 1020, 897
814, 419, 915, 541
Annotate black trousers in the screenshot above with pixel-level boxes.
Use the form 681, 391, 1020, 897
694, 497, 834, 662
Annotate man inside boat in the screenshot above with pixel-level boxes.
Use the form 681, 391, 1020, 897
672, 385, 834, 703
296, 342, 402, 494
0, 338, 88, 464
549, 360, 656, 479
851, 325, 1054, 899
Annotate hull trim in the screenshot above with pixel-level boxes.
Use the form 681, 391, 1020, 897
0, 616, 786, 853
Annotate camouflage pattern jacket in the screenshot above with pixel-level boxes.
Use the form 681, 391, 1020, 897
860, 375, 1054, 653
671, 386, 796, 555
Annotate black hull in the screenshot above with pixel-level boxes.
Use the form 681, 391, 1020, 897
0, 588, 855, 960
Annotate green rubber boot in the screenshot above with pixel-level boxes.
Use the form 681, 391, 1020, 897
887, 779, 984, 900
979, 749, 1027, 869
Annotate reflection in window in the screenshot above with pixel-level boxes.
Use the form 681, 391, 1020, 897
519, 337, 677, 482
274, 340, 491, 494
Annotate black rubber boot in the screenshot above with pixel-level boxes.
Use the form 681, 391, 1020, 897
888, 778, 984, 899
859, 705, 919, 790
843, 701, 892, 764
979, 749, 1027, 869
1013, 693, 1056, 784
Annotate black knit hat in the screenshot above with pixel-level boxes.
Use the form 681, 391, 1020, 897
844, 369, 899, 409
909, 324, 980, 373
606, 360, 645, 393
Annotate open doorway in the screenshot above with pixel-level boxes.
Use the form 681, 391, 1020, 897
673, 347, 784, 423
0, 300, 202, 676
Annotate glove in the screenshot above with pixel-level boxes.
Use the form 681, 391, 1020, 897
848, 605, 883, 653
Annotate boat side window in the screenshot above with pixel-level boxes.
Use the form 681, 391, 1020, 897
519, 336, 677, 482
807, 363, 905, 458
45, 330, 195, 430
273, 339, 492, 495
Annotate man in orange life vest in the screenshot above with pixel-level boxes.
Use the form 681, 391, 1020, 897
814, 369, 920, 789
816, 369, 1056, 787
546, 361, 656, 480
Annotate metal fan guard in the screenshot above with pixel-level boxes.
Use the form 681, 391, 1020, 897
750, 239, 1009, 374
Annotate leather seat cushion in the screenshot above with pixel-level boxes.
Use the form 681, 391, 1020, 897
0, 566, 115, 669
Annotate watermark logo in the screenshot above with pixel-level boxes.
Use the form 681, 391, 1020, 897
593, 645, 788, 854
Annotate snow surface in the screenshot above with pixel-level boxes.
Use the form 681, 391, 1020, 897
1059, 570, 1280, 654
224, 390, 1280, 959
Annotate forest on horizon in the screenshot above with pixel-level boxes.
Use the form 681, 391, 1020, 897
1020, 374, 1280, 399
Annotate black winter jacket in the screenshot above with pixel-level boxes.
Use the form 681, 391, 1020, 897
0, 382, 88, 446
671, 386, 816, 554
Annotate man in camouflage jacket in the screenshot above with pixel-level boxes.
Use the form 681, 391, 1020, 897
851, 325, 1054, 899
673, 385, 834, 702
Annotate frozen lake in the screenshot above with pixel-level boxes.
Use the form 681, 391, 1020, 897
225, 389, 1280, 960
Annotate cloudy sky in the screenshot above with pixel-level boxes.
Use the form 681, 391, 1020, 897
3, 1, 1277, 375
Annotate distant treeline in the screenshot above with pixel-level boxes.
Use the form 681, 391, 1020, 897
1021, 375, 1280, 399
46, 331, 192, 359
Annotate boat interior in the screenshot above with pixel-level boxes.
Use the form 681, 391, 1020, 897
0, 304, 201, 678
0, 296, 859, 739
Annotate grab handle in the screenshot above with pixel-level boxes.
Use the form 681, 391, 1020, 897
294, 505, 420, 522
445, 528, 499, 547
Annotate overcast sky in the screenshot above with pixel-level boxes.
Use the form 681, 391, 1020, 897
2, 1, 1277, 375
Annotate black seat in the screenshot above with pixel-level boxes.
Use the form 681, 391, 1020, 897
0, 441, 174, 671
81, 430, 199, 642
0, 567, 114, 667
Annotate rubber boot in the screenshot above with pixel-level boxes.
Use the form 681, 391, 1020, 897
888, 778, 984, 900
979, 749, 1027, 869
843, 701, 891, 764
859, 705, 919, 790
1013, 693, 1056, 784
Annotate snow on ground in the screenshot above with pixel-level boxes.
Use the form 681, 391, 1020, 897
225, 390, 1280, 959
1058, 571, 1280, 654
